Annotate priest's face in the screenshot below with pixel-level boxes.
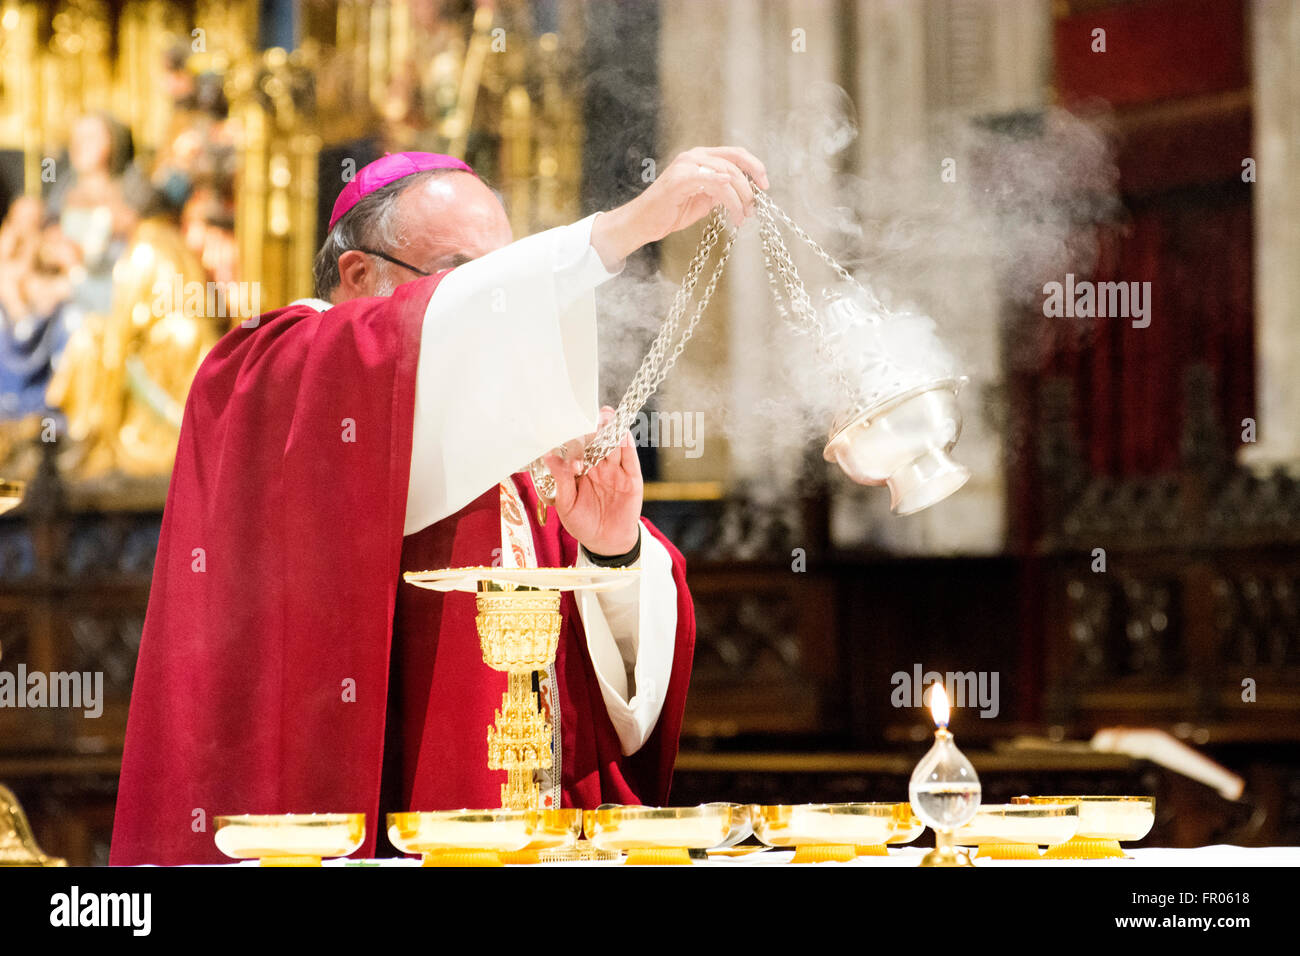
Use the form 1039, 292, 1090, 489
335, 171, 513, 301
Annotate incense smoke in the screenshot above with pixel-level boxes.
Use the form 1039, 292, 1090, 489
577, 8, 1119, 538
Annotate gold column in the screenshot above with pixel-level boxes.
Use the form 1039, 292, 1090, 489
115, 0, 186, 157
444, 3, 496, 159
501, 85, 533, 236
231, 48, 321, 310
0, 2, 40, 194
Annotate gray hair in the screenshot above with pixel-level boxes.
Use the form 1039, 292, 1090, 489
312, 168, 447, 300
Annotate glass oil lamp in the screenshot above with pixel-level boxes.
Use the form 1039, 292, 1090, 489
908, 683, 981, 867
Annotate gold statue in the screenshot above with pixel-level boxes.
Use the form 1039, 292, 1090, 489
0, 783, 65, 866
47, 218, 220, 478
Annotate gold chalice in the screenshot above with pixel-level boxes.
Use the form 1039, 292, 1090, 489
405, 566, 638, 812
213, 813, 366, 866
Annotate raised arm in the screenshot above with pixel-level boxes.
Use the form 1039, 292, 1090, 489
403, 146, 768, 537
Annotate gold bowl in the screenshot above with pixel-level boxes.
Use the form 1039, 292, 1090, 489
951, 802, 1080, 847
753, 803, 912, 848
213, 813, 366, 864
387, 808, 581, 856
582, 805, 741, 852
1011, 796, 1155, 841
1012, 796, 1155, 859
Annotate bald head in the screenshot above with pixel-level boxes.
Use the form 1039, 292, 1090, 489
313, 169, 513, 303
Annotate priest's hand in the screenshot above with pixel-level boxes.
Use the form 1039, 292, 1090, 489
542, 406, 643, 557
590, 146, 769, 270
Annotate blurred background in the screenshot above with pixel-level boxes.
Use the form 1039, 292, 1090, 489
0, 0, 1296, 864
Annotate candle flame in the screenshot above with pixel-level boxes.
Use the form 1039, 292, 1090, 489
928, 682, 950, 728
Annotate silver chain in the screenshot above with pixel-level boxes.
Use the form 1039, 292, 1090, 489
531, 181, 863, 502
753, 187, 861, 401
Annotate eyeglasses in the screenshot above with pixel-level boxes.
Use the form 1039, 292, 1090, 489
350, 247, 430, 277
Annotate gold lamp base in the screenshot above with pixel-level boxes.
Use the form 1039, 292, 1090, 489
920, 845, 976, 867
919, 831, 976, 867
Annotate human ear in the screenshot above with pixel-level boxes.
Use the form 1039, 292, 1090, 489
336, 249, 373, 299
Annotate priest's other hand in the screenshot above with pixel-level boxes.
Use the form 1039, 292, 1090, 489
590, 146, 769, 270
542, 406, 643, 557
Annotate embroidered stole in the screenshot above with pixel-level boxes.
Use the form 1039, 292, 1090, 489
498, 478, 561, 809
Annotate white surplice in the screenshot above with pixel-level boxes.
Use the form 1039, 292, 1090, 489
291, 213, 678, 756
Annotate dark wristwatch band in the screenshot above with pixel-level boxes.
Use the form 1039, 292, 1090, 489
580, 529, 642, 568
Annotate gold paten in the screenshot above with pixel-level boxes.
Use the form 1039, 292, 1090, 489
0, 784, 66, 866
1013, 795, 1156, 859
213, 813, 366, 866
405, 565, 638, 594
